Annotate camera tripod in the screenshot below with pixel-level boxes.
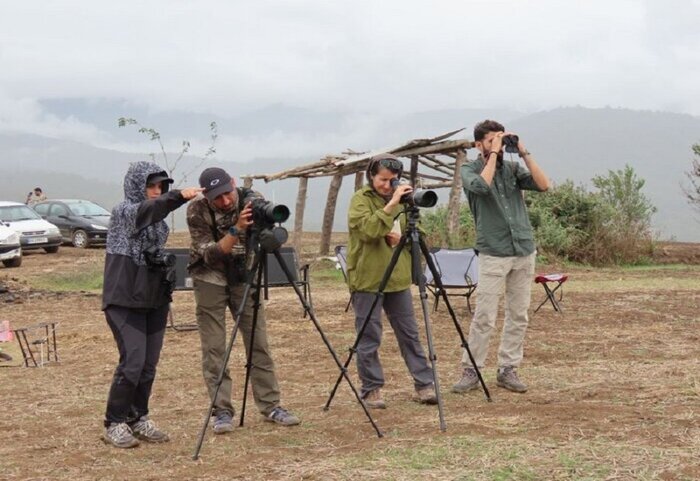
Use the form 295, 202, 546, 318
323, 204, 492, 432
192, 229, 383, 460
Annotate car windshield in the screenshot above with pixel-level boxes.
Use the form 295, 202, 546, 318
0, 205, 42, 222
65, 201, 110, 216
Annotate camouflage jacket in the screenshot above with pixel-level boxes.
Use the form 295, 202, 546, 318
186, 187, 262, 286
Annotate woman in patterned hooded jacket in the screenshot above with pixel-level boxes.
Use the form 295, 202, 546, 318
101, 161, 201, 448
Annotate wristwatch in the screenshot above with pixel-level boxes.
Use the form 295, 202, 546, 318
228, 226, 240, 237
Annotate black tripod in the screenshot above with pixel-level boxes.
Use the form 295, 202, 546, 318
324, 204, 492, 431
192, 230, 383, 460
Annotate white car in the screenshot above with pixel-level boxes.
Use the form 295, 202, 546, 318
0, 201, 63, 254
0, 222, 22, 267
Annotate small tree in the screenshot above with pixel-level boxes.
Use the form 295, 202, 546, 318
592, 164, 656, 230
682, 143, 700, 213
118, 118, 218, 229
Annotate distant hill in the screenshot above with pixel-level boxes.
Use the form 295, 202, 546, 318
1, 106, 699, 240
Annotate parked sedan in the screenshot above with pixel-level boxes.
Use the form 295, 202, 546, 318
0, 201, 62, 253
0, 222, 22, 267
33, 199, 111, 248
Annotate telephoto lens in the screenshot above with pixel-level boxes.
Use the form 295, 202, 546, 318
389, 178, 438, 208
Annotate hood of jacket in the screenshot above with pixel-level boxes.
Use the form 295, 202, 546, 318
106, 161, 170, 266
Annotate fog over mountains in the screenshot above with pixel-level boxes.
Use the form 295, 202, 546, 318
1, 105, 699, 241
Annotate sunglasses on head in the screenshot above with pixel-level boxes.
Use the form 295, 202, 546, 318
373, 157, 403, 171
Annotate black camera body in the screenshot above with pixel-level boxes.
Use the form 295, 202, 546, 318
143, 245, 177, 292
502, 134, 519, 154
143, 245, 176, 268
390, 178, 438, 208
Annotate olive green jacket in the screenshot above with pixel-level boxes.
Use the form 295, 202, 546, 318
347, 186, 411, 293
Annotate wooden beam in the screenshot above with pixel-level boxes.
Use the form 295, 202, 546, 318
446, 151, 466, 247
319, 174, 343, 256
393, 139, 475, 158
354, 171, 364, 191
293, 177, 308, 255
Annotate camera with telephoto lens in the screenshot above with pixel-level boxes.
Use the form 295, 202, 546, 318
502, 134, 519, 153
390, 178, 438, 208
247, 198, 291, 252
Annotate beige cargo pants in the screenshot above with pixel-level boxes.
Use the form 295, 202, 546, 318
461, 252, 536, 369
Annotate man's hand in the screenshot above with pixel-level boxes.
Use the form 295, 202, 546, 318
235, 202, 254, 231
489, 132, 505, 157
180, 187, 205, 200
385, 232, 401, 248
387, 184, 412, 208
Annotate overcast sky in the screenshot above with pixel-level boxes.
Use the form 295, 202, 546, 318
0, 0, 698, 155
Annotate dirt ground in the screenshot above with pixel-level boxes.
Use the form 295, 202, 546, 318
1, 234, 699, 480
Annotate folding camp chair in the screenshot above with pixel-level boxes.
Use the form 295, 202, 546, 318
164, 248, 198, 332
534, 273, 568, 313
334, 245, 353, 312
265, 246, 313, 317
12, 322, 59, 367
425, 248, 479, 314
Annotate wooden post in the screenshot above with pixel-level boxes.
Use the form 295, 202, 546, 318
319, 174, 343, 256
446, 151, 466, 247
294, 177, 308, 255
243, 177, 253, 188
354, 171, 364, 191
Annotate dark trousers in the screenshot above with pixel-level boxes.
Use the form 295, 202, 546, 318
352, 289, 434, 397
104, 304, 169, 427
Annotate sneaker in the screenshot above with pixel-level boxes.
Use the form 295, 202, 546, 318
212, 411, 235, 434
413, 386, 438, 405
362, 389, 386, 409
496, 366, 528, 393
130, 416, 170, 443
102, 422, 140, 449
265, 406, 300, 426
452, 367, 480, 393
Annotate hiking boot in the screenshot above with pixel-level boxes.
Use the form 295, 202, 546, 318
212, 411, 235, 434
452, 367, 479, 393
130, 416, 170, 443
496, 366, 528, 393
265, 406, 300, 426
413, 386, 438, 405
102, 422, 140, 449
362, 389, 386, 409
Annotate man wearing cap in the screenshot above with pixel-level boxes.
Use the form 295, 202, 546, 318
186, 167, 300, 433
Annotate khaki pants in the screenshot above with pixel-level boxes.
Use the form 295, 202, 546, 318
194, 279, 280, 416
461, 252, 535, 369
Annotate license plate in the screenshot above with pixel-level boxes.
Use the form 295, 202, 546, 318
27, 237, 48, 244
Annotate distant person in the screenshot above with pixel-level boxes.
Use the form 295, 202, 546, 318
452, 120, 550, 395
26, 187, 47, 206
101, 161, 202, 449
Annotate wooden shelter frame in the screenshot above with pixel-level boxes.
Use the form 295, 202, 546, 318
241, 129, 476, 255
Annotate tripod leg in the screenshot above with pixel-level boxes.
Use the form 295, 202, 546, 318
270, 249, 384, 438
324, 234, 409, 411
419, 237, 492, 402
192, 255, 261, 460
410, 232, 447, 432
239, 258, 265, 427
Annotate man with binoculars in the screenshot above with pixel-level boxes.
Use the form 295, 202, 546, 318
346, 154, 437, 409
452, 120, 550, 395
186, 167, 300, 434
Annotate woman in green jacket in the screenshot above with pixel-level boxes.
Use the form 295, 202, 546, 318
346, 154, 437, 409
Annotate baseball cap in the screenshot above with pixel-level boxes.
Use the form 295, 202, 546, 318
199, 167, 234, 201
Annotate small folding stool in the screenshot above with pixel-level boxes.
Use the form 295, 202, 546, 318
534, 274, 568, 313
12, 322, 60, 367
